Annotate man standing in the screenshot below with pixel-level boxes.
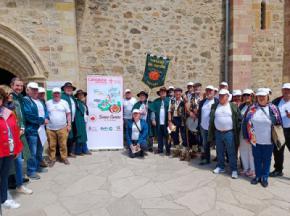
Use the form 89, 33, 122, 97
10, 78, 32, 194
153, 87, 170, 155
168, 88, 187, 159
270, 83, 290, 177
61, 82, 77, 158
198, 85, 219, 165
132, 91, 155, 152
123, 89, 137, 146
46, 88, 71, 166
208, 89, 240, 179
23, 82, 49, 180
185, 82, 194, 101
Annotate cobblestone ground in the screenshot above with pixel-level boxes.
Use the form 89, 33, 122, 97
3, 149, 290, 216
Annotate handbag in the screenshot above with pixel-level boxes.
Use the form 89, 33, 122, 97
261, 107, 285, 150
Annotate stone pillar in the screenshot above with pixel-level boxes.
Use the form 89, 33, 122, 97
284, 0, 290, 82
228, 0, 253, 90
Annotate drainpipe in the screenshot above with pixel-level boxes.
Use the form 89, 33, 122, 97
224, 0, 230, 83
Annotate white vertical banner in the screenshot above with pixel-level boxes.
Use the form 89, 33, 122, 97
87, 75, 123, 150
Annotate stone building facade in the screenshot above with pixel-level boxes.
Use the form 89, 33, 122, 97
0, 0, 289, 97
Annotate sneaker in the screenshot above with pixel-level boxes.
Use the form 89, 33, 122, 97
2, 200, 21, 209
213, 167, 225, 174
16, 186, 33, 195
231, 171, 238, 179
37, 168, 48, 173
28, 173, 41, 180
269, 170, 283, 177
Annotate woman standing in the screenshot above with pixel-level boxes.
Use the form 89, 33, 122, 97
239, 89, 255, 177
243, 88, 282, 187
0, 88, 23, 209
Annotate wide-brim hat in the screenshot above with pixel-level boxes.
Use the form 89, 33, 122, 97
61, 82, 76, 91
157, 87, 167, 95
74, 89, 87, 97
137, 91, 148, 97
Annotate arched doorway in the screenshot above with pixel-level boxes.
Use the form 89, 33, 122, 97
0, 24, 48, 85
0, 68, 15, 86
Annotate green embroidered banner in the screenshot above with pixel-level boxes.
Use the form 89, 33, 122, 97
142, 53, 170, 89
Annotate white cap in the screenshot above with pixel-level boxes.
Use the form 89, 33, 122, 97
232, 89, 242, 96
168, 86, 175, 90
243, 89, 254, 95
219, 89, 230, 95
266, 88, 272, 94
27, 82, 39, 89
52, 87, 61, 93
205, 85, 215, 90
214, 87, 219, 92
125, 89, 131, 93
256, 88, 269, 96
187, 82, 194, 86
38, 87, 45, 93
132, 109, 140, 114
282, 83, 290, 89
220, 81, 228, 86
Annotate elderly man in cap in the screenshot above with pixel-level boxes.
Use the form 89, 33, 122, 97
208, 89, 241, 179
123, 89, 137, 146
270, 83, 290, 177
23, 82, 49, 180
152, 87, 170, 155
198, 85, 219, 165
167, 86, 175, 100
185, 82, 194, 101
132, 91, 155, 152
168, 87, 188, 159
126, 109, 148, 158
219, 81, 232, 101
46, 87, 71, 166
74, 89, 91, 156
232, 90, 242, 107
61, 82, 77, 158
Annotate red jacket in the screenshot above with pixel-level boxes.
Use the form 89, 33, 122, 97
0, 108, 23, 157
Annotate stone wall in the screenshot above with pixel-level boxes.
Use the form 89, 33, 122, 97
76, 0, 225, 95
0, 0, 79, 84
251, 0, 284, 96
283, 0, 290, 82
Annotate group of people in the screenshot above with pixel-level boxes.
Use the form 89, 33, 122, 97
123, 81, 290, 188
0, 78, 91, 210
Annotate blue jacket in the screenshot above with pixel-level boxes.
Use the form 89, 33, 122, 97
126, 119, 148, 146
23, 96, 49, 136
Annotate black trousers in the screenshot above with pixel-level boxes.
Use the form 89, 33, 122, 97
157, 125, 170, 153
273, 128, 290, 172
0, 156, 13, 204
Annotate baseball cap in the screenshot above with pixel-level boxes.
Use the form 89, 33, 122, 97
220, 81, 228, 86
132, 109, 140, 114
242, 89, 254, 95
256, 88, 269, 96
282, 83, 290, 89
205, 85, 215, 90
52, 87, 61, 93
187, 82, 194, 86
168, 86, 175, 90
125, 89, 131, 93
232, 90, 242, 96
38, 87, 45, 93
219, 89, 230, 95
27, 82, 39, 89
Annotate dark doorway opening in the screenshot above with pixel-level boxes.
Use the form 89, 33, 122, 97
0, 68, 15, 86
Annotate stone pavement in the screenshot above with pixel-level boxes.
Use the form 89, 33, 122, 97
3, 150, 290, 216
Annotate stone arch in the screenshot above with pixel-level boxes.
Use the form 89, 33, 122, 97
0, 23, 48, 83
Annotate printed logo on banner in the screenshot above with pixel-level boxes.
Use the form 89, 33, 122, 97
90, 115, 97, 122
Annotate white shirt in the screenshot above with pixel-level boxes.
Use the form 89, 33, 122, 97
70, 97, 76, 122
46, 99, 71, 130
159, 100, 165, 125
201, 98, 215, 130
131, 120, 141, 141
32, 98, 45, 118
278, 99, 290, 128
214, 103, 233, 131
123, 97, 137, 119
252, 106, 272, 144
139, 103, 148, 120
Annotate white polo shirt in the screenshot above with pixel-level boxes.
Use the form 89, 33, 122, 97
131, 120, 141, 141
214, 103, 233, 131
201, 98, 215, 130
278, 99, 290, 128
46, 99, 71, 130
123, 97, 137, 120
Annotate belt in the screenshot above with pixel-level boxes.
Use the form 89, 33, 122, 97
216, 129, 233, 134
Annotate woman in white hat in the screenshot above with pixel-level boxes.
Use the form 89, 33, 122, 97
239, 89, 255, 177
242, 88, 282, 187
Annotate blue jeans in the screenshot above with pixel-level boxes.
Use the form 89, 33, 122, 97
252, 144, 274, 181
215, 130, 237, 171
26, 135, 43, 176
0, 156, 13, 204
15, 153, 23, 187
157, 125, 170, 153
75, 142, 90, 155
201, 128, 210, 162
